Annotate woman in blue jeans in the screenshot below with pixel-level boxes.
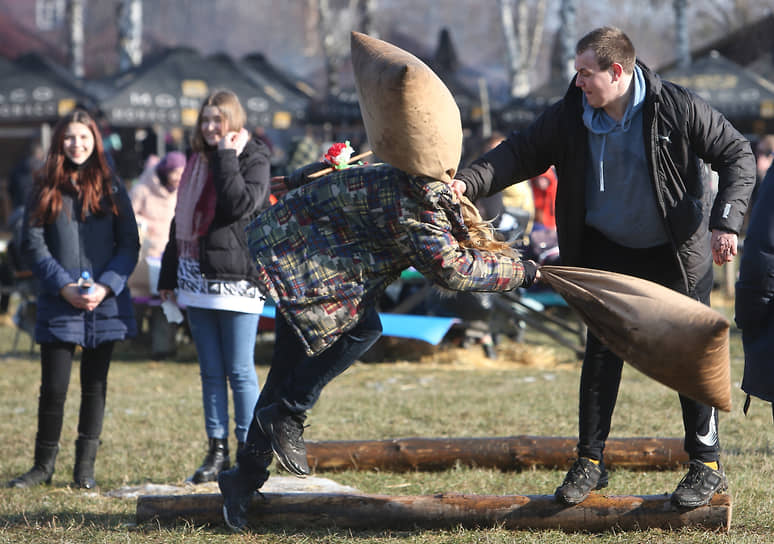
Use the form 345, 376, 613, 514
158, 89, 271, 483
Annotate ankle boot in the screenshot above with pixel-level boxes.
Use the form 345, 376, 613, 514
191, 438, 230, 484
8, 441, 59, 488
73, 437, 100, 489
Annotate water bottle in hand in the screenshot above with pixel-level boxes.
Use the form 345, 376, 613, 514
78, 271, 95, 294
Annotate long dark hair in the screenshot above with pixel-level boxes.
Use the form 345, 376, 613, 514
31, 109, 118, 225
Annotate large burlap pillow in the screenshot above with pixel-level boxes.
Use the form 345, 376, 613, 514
540, 265, 732, 411
350, 31, 462, 183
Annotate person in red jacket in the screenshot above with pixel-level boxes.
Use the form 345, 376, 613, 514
530, 166, 558, 231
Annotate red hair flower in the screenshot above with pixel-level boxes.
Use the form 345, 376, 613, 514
323, 141, 355, 170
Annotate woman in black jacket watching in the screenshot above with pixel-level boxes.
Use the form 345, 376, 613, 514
158, 89, 270, 484
9, 108, 140, 489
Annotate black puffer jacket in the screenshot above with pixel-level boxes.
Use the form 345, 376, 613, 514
22, 177, 140, 348
735, 165, 774, 403
158, 137, 271, 289
457, 61, 755, 295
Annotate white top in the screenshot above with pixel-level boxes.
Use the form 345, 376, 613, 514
175, 257, 265, 314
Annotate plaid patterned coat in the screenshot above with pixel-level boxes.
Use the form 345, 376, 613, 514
246, 164, 526, 356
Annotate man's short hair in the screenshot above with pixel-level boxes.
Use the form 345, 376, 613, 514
576, 26, 636, 74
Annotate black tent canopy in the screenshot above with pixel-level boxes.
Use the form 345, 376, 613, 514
0, 52, 93, 123
306, 89, 361, 125
662, 51, 774, 127
95, 47, 297, 129
425, 28, 483, 126
240, 52, 314, 122
496, 79, 567, 130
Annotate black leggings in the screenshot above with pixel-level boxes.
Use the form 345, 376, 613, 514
577, 227, 718, 462
36, 341, 114, 446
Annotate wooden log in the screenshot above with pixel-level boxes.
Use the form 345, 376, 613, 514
136, 491, 731, 533
305, 436, 688, 472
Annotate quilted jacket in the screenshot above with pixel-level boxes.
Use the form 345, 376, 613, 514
247, 164, 527, 356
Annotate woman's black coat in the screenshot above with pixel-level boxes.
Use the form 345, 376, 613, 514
158, 137, 271, 290
736, 165, 774, 403
22, 178, 140, 348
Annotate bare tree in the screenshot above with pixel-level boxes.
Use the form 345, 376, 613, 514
499, 0, 547, 98
694, 0, 762, 35
557, 0, 576, 82
316, 0, 376, 96
673, 0, 690, 68
67, 0, 85, 78
359, 0, 378, 38
117, 0, 143, 72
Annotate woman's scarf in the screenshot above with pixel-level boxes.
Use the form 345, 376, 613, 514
174, 152, 216, 258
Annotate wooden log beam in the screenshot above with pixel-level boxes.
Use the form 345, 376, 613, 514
136, 491, 731, 533
305, 436, 688, 472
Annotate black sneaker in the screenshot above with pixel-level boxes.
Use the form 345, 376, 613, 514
256, 404, 310, 477
554, 457, 609, 505
218, 466, 267, 532
671, 460, 728, 508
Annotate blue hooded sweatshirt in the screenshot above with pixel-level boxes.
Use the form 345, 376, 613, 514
583, 65, 669, 248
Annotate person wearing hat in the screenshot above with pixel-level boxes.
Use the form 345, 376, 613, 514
130, 151, 187, 263
128, 151, 187, 359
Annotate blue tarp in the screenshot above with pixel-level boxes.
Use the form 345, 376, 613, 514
259, 304, 458, 346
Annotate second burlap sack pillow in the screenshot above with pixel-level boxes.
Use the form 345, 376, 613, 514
540, 265, 732, 411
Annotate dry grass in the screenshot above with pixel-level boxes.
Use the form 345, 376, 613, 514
0, 293, 772, 543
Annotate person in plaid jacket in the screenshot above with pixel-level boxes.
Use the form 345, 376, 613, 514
217, 161, 539, 531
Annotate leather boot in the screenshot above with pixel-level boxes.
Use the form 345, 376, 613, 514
73, 437, 100, 489
219, 442, 273, 531
8, 441, 59, 488
191, 438, 230, 483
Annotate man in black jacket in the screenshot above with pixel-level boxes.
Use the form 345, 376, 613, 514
454, 26, 755, 508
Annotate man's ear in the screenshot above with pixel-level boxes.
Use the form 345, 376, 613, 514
611, 62, 624, 80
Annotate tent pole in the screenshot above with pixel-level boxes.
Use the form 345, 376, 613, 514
155, 124, 166, 157
41, 123, 51, 153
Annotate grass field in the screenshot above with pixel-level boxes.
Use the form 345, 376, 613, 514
0, 293, 772, 543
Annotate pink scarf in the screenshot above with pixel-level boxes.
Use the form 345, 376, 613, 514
174, 152, 217, 258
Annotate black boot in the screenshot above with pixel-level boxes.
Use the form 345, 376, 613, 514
191, 438, 230, 484
8, 441, 59, 488
73, 437, 100, 489
256, 403, 309, 476
219, 442, 272, 531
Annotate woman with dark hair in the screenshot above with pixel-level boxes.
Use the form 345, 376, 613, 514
9, 108, 140, 489
158, 89, 271, 484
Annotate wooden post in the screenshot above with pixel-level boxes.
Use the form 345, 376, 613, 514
136, 491, 731, 533
305, 436, 688, 472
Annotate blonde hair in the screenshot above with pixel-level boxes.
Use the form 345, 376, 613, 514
191, 89, 246, 152
458, 195, 518, 258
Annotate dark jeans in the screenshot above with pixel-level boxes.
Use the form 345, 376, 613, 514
237, 307, 383, 477
577, 227, 719, 463
37, 341, 115, 446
